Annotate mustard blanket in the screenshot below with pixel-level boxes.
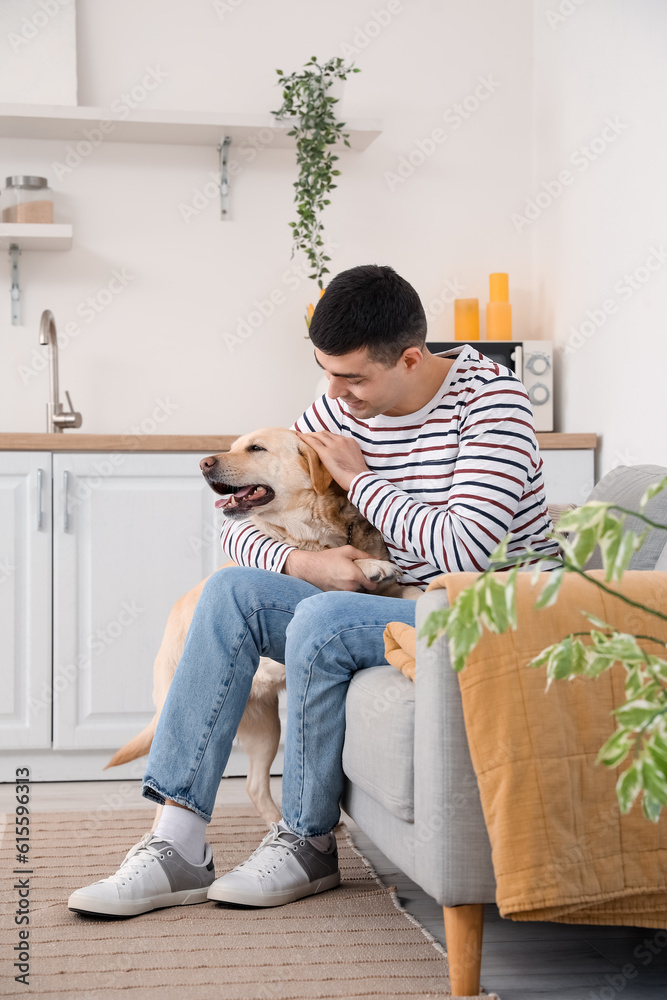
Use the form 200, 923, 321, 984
383, 570, 667, 925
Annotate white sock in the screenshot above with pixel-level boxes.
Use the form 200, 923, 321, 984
154, 804, 208, 865
278, 818, 335, 853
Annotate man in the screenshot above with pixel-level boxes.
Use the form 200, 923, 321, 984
69, 265, 561, 917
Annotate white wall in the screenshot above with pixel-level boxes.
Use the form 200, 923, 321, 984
0, 0, 78, 105
531, 0, 667, 481
1, 0, 536, 436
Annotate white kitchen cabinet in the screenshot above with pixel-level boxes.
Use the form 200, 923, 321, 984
0, 453, 52, 751
51, 453, 222, 750
540, 449, 595, 505
0, 451, 244, 781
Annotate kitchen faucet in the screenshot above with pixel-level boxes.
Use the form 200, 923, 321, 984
39, 309, 82, 433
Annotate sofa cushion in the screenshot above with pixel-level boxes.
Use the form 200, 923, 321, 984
343, 665, 415, 823
584, 464, 667, 570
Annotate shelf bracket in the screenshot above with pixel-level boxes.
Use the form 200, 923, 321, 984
217, 135, 232, 221
9, 243, 21, 326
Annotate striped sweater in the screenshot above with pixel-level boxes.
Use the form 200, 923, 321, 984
220, 345, 562, 588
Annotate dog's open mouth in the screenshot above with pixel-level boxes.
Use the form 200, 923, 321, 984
208, 481, 276, 513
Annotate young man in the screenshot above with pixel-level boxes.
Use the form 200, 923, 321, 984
69, 265, 561, 917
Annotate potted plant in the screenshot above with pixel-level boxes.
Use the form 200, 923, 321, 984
420, 476, 667, 822
272, 56, 360, 290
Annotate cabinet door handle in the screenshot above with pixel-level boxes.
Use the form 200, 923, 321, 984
63, 470, 70, 533
36, 468, 44, 531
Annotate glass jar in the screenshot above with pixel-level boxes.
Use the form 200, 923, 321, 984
1, 176, 54, 224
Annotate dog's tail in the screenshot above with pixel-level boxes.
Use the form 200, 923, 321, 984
105, 715, 157, 769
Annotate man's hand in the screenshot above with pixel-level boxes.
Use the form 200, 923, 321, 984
295, 430, 369, 492
283, 546, 378, 592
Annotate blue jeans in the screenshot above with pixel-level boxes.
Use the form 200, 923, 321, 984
142, 567, 417, 836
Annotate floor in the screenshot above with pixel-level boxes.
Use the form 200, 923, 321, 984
2, 777, 666, 1000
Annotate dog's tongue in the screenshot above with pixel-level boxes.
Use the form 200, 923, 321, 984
215, 484, 256, 509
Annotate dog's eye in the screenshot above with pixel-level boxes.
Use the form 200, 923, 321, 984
247, 445, 266, 452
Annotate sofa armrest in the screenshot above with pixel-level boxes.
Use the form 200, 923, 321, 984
413, 588, 496, 906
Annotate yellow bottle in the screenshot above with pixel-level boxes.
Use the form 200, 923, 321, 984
454, 298, 480, 340
486, 272, 512, 340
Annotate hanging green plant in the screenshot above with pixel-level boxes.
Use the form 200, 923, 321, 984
272, 56, 360, 289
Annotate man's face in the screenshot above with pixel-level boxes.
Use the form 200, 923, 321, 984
314, 346, 415, 419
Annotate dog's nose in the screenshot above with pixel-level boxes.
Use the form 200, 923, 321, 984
200, 455, 218, 471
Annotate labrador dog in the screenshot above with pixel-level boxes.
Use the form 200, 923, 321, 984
106, 427, 420, 827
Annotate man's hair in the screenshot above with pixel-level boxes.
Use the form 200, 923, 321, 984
308, 264, 427, 366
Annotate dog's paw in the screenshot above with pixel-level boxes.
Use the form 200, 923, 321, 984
355, 558, 401, 584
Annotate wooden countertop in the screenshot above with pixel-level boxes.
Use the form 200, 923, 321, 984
0, 433, 238, 452
0, 432, 597, 451
539, 433, 597, 450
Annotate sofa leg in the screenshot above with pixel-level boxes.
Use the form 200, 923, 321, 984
442, 903, 484, 996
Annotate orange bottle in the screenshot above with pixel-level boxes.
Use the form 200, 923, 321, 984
486, 273, 512, 340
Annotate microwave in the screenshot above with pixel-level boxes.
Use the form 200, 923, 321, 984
427, 340, 554, 433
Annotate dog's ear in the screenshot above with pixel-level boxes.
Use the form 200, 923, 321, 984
298, 443, 333, 495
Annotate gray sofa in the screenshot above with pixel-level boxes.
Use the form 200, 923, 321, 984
340, 464, 667, 997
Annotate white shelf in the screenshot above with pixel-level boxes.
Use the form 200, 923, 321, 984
0, 103, 382, 151
0, 223, 73, 250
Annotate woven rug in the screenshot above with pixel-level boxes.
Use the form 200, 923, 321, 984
0, 805, 495, 1000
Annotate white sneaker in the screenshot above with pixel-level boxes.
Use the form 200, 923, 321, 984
207, 822, 340, 907
68, 832, 216, 917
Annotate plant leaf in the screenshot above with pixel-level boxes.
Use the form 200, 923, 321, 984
647, 738, 667, 779
480, 574, 511, 634
554, 502, 609, 532
527, 642, 558, 671
418, 607, 450, 646
640, 476, 667, 510
641, 758, 667, 805
570, 526, 600, 568
544, 636, 588, 682
596, 727, 632, 767
614, 698, 663, 728
642, 792, 663, 823
582, 611, 614, 630
534, 565, 565, 609
616, 762, 642, 813
489, 534, 510, 565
